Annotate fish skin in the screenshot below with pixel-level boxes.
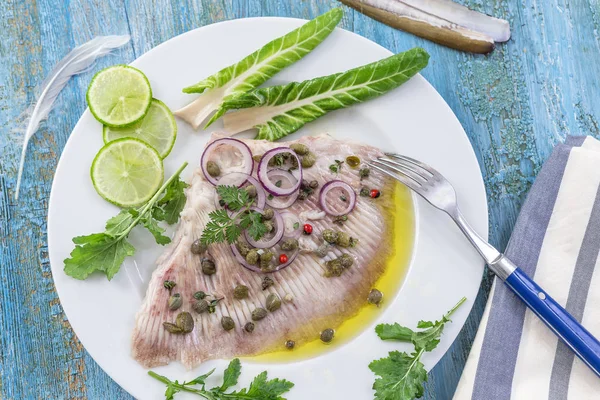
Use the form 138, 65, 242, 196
131, 133, 403, 369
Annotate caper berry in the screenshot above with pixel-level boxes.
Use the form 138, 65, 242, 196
193, 291, 207, 300
336, 232, 352, 248
244, 322, 255, 333
245, 185, 257, 198
322, 229, 339, 244
309, 180, 319, 189
262, 276, 274, 290
339, 253, 354, 268
221, 316, 235, 331
176, 312, 194, 333
201, 259, 216, 275
168, 294, 182, 311
315, 243, 329, 258
191, 239, 207, 255
285, 340, 296, 350
251, 308, 268, 321
290, 143, 309, 156
266, 293, 281, 312
206, 161, 221, 177
262, 208, 274, 220
192, 299, 209, 314
163, 322, 183, 334
233, 285, 249, 299
236, 241, 252, 257
260, 251, 274, 270
368, 289, 384, 306
263, 220, 274, 233
281, 238, 299, 251
301, 152, 317, 168
246, 249, 259, 265
320, 328, 335, 343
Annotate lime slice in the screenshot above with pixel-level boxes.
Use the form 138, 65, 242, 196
87, 65, 152, 127
91, 138, 164, 207
103, 99, 177, 158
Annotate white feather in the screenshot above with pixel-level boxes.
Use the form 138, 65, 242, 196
15, 35, 130, 200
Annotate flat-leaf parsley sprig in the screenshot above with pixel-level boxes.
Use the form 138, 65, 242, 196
201, 185, 267, 245
64, 162, 189, 280
148, 358, 294, 400
369, 297, 466, 400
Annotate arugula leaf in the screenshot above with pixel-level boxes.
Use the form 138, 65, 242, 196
64, 162, 188, 280
175, 8, 343, 129
219, 358, 241, 391
375, 323, 414, 342
185, 369, 215, 386
221, 47, 430, 141
153, 177, 189, 225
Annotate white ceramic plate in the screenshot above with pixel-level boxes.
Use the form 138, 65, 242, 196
48, 17, 487, 400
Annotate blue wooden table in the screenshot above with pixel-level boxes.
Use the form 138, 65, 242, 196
2, 0, 599, 398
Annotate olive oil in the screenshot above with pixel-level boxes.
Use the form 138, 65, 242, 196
248, 183, 415, 363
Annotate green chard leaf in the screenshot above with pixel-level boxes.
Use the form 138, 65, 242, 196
221, 47, 430, 141
369, 350, 428, 400
175, 8, 343, 129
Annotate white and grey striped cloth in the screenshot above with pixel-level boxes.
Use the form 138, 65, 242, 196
454, 136, 600, 399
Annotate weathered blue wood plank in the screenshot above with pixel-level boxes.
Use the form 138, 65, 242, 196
1, 0, 599, 399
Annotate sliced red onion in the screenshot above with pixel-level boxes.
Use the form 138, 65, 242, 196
319, 180, 357, 217
244, 208, 284, 249
257, 147, 302, 196
279, 211, 302, 239
213, 173, 266, 211
200, 138, 253, 186
230, 242, 299, 273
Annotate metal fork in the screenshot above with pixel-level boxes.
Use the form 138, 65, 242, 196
367, 153, 600, 377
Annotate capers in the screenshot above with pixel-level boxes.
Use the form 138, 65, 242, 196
309, 180, 319, 189
233, 285, 249, 300
281, 238, 299, 251
163, 280, 176, 292
192, 299, 209, 314
168, 294, 182, 311
360, 187, 370, 197
298, 191, 309, 201
315, 243, 329, 258
245, 184, 257, 198
339, 253, 354, 268
336, 232, 351, 248
236, 241, 252, 257
320, 328, 335, 343
176, 312, 194, 333
252, 308, 268, 321
253, 154, 263, 162
206, 161, 221, 177
221, 316, 235, 331
201, 259, 216, 275
359, 167, 370, 180
191, 239, 207, 255
163, 322, 183, 334
193, 291, 207, 300
290, 143, 309, 155
262, 208, 274, 220
260, 251, 274, 270
262, 276, 274, 290
244, 322, 255, 333
263, 220, 274, 233
246, 249, 259, 265
285, 340, 296, 350
368, 289, 384, 306
322, 229, 339, 244
301, 152, 317, 168
266, 293, 282, 312
284, 293, 294, 303
324, 259, 345, 277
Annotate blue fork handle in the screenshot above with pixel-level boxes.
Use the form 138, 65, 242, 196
504, 267, 600, 376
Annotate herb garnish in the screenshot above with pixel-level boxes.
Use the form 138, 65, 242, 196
293, 222, 300, 230
64, 162, 189, 280
201, 185, 267, 245
149, 358, 294, 400
329, 159, 344, 174
369, 297, 466, 400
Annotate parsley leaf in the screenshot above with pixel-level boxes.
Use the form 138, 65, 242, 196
149, 358, 294, 400
369, 297, 466, 400
64, 162, 188, 280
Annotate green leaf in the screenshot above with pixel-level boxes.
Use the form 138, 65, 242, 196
369, 350, 427, 400
178, 8, 343, 128
185, 368, 216, 386
105, 209, 135, 236
201, 209, 233, 245
141, 213, 171, 245
165, 382, 180, 400
217, 185, 249, 211
64, 233, 135, 280
375, 323, 414, 342
221, 47, 430, 141
220, 358, 242, 391
227, 371, 294, 400
244, 212, 268, 241
154, 177, 189, 225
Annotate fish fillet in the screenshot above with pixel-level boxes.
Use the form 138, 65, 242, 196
131, 133, 404, 368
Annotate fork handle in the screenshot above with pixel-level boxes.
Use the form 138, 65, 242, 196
498, 258, 600, 376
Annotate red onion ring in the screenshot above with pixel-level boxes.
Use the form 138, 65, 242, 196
257, 147, 302, 196
264, 169, 299, 208
200, 138, 253, 186
319, 180, 357, 217
230, 242, 299, 273
213, 173, 266, 211
279, 211, 302, 239
244, 208, 284, 248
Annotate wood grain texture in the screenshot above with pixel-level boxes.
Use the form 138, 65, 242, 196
1, 0, 599, 398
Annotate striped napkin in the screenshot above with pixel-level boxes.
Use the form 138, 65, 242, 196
454, 136, 600, 399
